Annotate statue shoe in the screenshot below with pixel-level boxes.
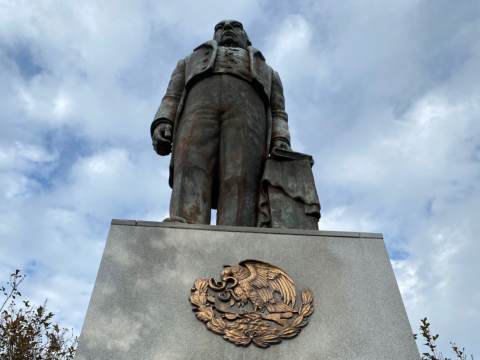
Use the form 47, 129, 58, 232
162, 216, 188, 223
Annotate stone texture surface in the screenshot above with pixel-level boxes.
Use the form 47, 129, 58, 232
76, 221, 420, 360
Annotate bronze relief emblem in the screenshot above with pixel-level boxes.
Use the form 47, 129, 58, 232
189, 260, 314, 348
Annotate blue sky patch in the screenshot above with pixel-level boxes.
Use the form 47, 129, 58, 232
6, 43, 43, 79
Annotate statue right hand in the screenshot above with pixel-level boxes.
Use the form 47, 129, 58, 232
152, 122, 173, 156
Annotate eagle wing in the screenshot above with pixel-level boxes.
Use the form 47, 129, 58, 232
240, 260, 296, 310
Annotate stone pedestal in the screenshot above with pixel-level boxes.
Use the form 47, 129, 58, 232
76, 220, 419, 359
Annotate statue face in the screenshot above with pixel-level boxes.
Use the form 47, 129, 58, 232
213, 20, 248, 49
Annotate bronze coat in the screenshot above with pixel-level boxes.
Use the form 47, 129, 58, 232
151, 40, 291, 188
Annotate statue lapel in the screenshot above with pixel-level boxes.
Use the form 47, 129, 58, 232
248, 46, 272, 102
185, 40, 218, 89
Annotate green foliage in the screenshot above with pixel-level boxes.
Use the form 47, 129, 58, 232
0, 270, 78, 360
415, 317, 474, 360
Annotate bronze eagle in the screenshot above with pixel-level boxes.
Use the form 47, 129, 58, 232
219, 260, 297, 314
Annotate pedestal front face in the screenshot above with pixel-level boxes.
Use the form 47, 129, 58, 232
76, 221, 419, 360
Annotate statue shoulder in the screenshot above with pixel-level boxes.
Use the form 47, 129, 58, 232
192, 40, 217, 52
185, 40, 217, 64
248, 46, 273, 74
248, 46, 266, 61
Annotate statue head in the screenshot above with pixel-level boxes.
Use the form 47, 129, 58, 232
213, 20, 252, 49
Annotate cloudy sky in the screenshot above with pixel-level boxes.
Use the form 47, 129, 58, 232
1, 0, 479, 355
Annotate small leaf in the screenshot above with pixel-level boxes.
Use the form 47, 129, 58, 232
292, 315, 303, 327
301, 288, 313, 304
196, 311, 212, 322
225, 313, 238, 320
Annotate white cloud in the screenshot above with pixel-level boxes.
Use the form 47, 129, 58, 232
0, 142, 58, 168
264, 15, 329, 85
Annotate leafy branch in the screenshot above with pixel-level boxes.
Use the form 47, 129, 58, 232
415, 317, 474, 360
0, 270, 78, 360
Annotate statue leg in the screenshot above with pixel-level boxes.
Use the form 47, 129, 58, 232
170, 77, 221, 224
216, 75, 267, 227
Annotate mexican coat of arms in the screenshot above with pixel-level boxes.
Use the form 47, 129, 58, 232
189, 260, 314, 348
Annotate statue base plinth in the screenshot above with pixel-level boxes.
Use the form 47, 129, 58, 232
76, 220, 419, 359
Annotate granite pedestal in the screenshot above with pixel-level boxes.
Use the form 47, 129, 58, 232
76, 220, 420, 359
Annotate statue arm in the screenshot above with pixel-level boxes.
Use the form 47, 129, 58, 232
151, 59, 186, 156
270, 70, 291, 150
150, 59, 186, 136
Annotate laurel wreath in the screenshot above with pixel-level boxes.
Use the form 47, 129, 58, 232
189, 278, 314, 348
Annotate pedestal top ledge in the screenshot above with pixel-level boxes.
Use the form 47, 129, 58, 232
111, 218, 383, 239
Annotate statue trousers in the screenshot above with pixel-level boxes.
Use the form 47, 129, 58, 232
170, 74, 267, 226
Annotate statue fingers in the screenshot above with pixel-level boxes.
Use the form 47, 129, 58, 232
273, 139, 291, 150
279, 141, 291, 150
154, 123, 172, 141
153, 138, 172, 156
163, 127, 172, 141
154, 146, 171, 156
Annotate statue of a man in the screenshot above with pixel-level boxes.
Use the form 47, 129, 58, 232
151, 20, 292, 226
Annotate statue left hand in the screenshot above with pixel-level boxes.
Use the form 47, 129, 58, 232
272, 139, 291, 151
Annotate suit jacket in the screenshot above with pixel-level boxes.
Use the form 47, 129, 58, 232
151, 40, 291, 188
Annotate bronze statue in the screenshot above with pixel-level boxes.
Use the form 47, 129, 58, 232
152, 20, 320, 229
